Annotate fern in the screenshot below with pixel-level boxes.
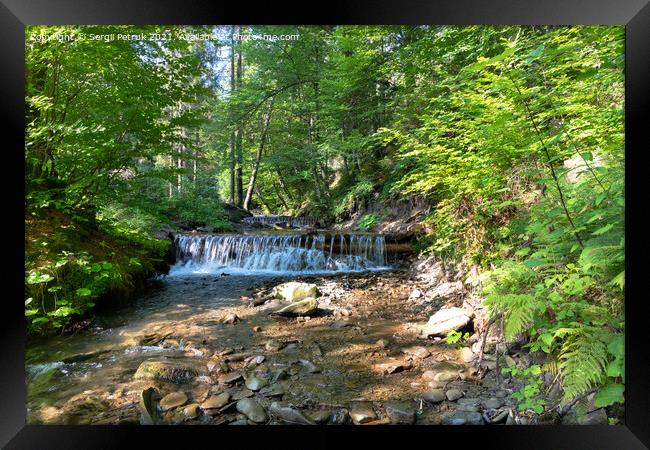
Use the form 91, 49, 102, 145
559, 331, 609, 401
486, 293, 542, 340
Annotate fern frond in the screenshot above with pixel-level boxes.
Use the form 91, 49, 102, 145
498, 293, 541, 340
559, 332, 608, 400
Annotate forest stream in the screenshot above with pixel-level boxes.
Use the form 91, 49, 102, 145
26, 229, 511, 426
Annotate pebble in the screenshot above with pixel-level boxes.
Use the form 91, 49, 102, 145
483, 398, 503, 409
223, 313, 240, 324
402, 346, 430, 359
219, 372, 243, 385
232, 389, 254, 400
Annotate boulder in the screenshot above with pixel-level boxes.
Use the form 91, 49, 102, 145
426, 281, 465, 301
350, 402, 377, 424
273, 298, 319, 317
422, 307, 473, 337
134, 361, 198, 384
272, 282, 320, 302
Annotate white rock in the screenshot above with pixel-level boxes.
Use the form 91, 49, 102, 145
422, 307, 473, 337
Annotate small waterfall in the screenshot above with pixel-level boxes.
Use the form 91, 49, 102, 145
242, 215, 316, 228
172, 232, 387, 274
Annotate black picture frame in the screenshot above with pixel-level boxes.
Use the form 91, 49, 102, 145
2, 0, 648, 448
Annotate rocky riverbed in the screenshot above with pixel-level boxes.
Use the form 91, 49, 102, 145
26, 263, 540, 426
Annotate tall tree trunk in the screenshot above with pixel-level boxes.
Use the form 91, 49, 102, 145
228, 26, 236, 205
177, 144, 183, 195
168, 154, 173, 199
243, 100, 274, 211
235, 37, 244, 207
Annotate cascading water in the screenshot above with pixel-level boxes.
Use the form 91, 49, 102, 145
171, 233, 387, 275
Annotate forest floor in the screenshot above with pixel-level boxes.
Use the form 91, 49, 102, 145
27, 265, 529, 426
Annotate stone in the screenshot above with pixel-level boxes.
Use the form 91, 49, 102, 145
446, 389, 463, 401
483, 398, 503, 409
269, 402, 316, 425
219, 372, 243, 385
207, 358, 229, 374
245, 376, 268, 391
265, 340, 285, 352
232, 389, 254, 400
271, 282, 320, 302
273, 298, 319, 317
183, 403, 200, 419
441, 410, 484, 425
422, 307, 473, 338
159, 392, 188, 411
376, 360, 413, 375
222, 313, 240, 324
421, 361, 464, 382
307, 410, 331, 424
331, 320, 354, 329
330, 409, 351, 425
201, 392, 230, 410
459, 347, 475, 363
236, 398, 268, 423
402, 346, 430, 359
409, 288, 423, 300
422, 389, 446, 404
252, 326, 262, 332
490, 409, 509, 424
299, 359, 321, 373
376, 339, 389, 348
426, 281, 465, 301
340, 308, 351, 317
259, 384, 285, 398
385, 402, 416, 425
134, 361, 198, 384
139, 387, 159, 425
228, 418, 249, 425
350, 402, 377, 424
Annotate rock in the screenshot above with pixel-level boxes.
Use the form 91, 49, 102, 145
422, 307, 473, 338
402, 346, 430, 359
307, 410, 331, 424
350, 402, 377, 424
269, 402, 316, 425
490, 409, 509, 424
331, 320, 354, 329
207, 358, 229, 374
563, 408, 608, 425
273, 298, 319, 317
340, 308, 351, 317
222, 313, 240, 324
245, 376, 268, 391
376, 360, 413, 375
422, 389, 446, 404
421, 361, 464, 382
236, 398, 268, 423
159, 392, 188, 411
219, 372, 243, 385
272, 282, 320, 302
265, 340, 285, 352
330, 409, 351, 425
426, 281, 465, 301
459, 347, 475, 363
139, 387, 160, 425
385, 402, 416, 425
441, 410, 484, 425
201, 392, 230, 410
299, 359, 320, 373
232, 389, 254, 400
228, 418, 249, 425
252, 326, 262, 332
408, 288, 423, 300
483, 398, 503, 409
259, 384, 285, 398
134, 361, 198, 384
376, 339, 389, 348
446, 389, 463, 401
183, 403, 200, 419
272, 368, 289, 381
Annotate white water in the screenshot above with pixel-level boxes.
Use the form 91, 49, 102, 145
242, 215, 316, 228
170, 233, 388, 275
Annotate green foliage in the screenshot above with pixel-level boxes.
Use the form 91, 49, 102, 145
502, 364, 546, 414
357, 213, 379, 232
446, 330, 470, 347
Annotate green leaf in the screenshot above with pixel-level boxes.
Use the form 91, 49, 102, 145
76, 288, 92, 297
593, 383, 624, 408
592, 223, 614, 236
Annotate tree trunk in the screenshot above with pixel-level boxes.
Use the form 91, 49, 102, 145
235, 39, 244, 207
229, 26, 236, 205
243, 100, 274, 211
